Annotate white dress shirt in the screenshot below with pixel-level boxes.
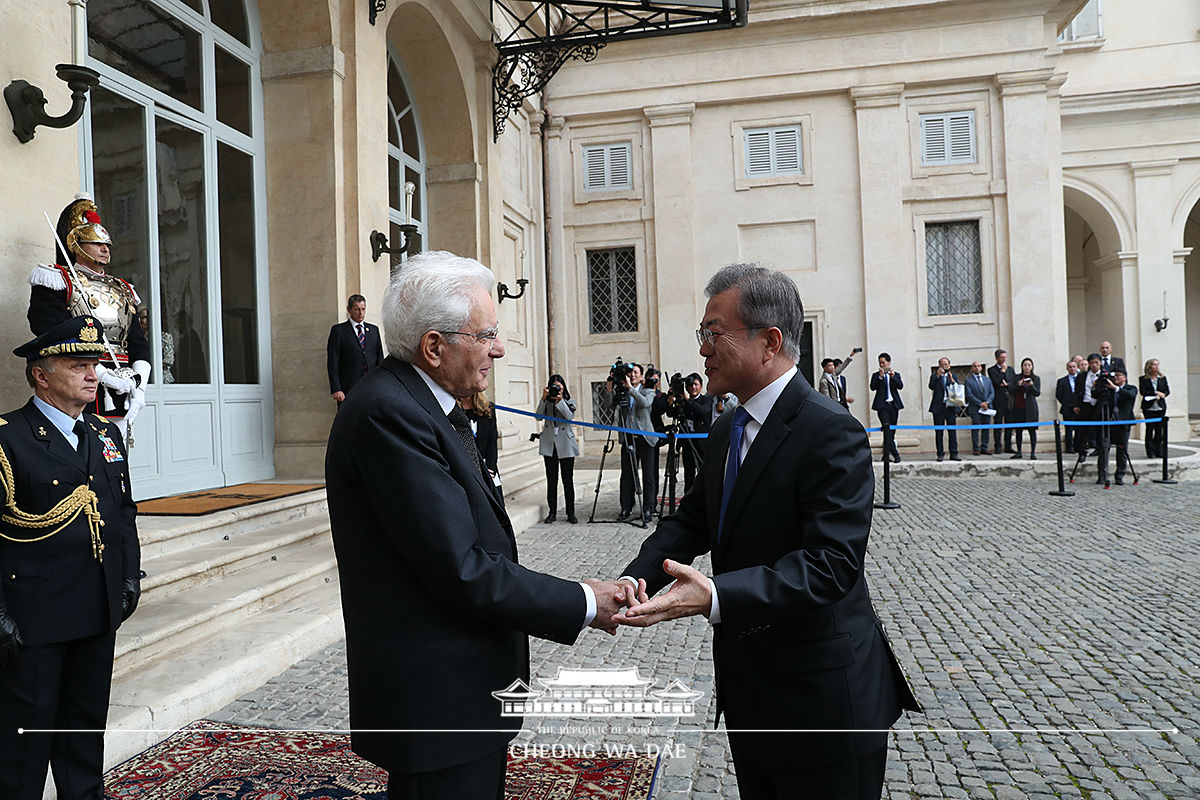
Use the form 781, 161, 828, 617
32, 395, 86, 451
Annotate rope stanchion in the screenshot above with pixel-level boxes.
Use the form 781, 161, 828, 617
1049, 420, 1074, 497
874, 423, 900, 510
1152, 416, 1177, 485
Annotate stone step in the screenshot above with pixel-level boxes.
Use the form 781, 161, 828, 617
113, 533, 337, 679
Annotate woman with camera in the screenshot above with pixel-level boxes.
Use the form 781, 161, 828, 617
539, 374, 579, 523
1008, 357, 1041, 460
1139, 359, 1170, 459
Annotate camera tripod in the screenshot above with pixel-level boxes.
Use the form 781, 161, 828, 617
1068, 399, 1138, 487
658, 422, 703, 516
587, 404, 649, 528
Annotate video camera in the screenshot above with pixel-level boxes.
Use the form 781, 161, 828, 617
546, 380, 562, 401
668, 372, 687, 399
610, 357, 632, 403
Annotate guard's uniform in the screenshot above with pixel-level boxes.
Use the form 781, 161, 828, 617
0, 318, 140, 800
28, 196, 151, 421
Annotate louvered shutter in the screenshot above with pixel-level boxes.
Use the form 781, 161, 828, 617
583, 146, 608, 190
772, 127, 801, 173
745, 130, 773, 177
920, 112, 975, 166
921, 116, 947, 164
583, 143, 632, 191
948, 112, 975, 162
608, 144, 631, 189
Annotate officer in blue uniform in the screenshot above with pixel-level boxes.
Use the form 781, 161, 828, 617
0, 315, 141, 800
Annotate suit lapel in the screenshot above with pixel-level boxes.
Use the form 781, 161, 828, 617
714, 375, 806, 562
386, 359, 508, 520
21, 402, 87, 477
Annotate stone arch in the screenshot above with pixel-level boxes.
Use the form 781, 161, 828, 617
1062, 175, 1133, 255
385, 1, 481, 259
1062, 174, 1134, 358
1173, 172, 1200, 246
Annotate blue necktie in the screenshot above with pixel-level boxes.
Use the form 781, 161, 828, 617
719, 407, 752, 537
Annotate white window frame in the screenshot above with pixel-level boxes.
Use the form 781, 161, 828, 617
1058, 0, 1102, 42
743, 125, 802, 178
731, 115, 813, 191
919, 111, 976, 167
913, 208, 996, 329
906, 92, 990, 179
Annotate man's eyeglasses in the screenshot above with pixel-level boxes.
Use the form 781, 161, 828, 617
439, 327, 500, 344
695, 327, 755, 347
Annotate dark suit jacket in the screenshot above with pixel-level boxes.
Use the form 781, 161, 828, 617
869, 370, 904, 411
325, 358, 585, 774
1008, 374, 1041, 421
1056, 374, 1081, 415
927, 371, 959, 414
987, 364, 1017, 411
0, 402, 139, 645
1138, 375, 1169, 416
467, 408, 500, 476
622, 373, 920, 768
1100, 355, 1126, 375
327, 320, 385, 396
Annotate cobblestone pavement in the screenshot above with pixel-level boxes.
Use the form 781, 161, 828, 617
212, 476, 1200, 799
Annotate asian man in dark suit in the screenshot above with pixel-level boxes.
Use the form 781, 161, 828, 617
325, 252, 624, 799
611, 264, 920, 800
869, 353, 903, 463
327, 294, 385, 404
1055, 361, 1082, 453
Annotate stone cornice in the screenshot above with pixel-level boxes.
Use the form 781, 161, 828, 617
850, 83, 905, 109
262, 46, 346, 80
1131, 159, 1178, 179
644, 103, 695, 127
995, 68, 1058, 96
1060, 83, 1200, 117
1093, 251, 1137, 272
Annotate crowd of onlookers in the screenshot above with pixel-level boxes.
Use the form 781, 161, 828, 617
823, 341, 1171, 484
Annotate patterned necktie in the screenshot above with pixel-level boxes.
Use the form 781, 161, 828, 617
356, 324, 365, 349
718, 407, 752, 537
73, 419, 89, 465
447, 405, 484, 474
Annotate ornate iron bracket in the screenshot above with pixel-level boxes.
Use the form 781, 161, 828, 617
5, 64, 99, 144
368, 0, 387, 25
492, 0, 746, 139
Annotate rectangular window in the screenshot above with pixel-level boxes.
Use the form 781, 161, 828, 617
591, 382, 615, 427
925, 221, 983, 316
587, 247, 638, 334
920, 112, 976, 166
1059, 0, 1101, 41
582, 143, 632, 191
743, 125, 802, 178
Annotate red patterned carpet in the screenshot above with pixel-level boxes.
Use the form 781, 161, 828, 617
104, 722, 660, 800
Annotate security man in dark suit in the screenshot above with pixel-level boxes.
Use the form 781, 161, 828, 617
1055, 360, 1082, 453
870, 353, 904, 463
0, 315, 141, 800
327, 294, 385, 404
987, 349, 1018, 454
613, 264, 920, 800
666, 373, 713, 493
1097, 340, 1126, 376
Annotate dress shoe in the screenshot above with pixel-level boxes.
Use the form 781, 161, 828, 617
617, 511, 632, 522
543, 513, 556, 524
1004, 447, 1017, 454
892, 454, 902, 463
567, 514, 578, 524
1029, 454, 1036, 461
972, 449, 980, 456
1113, 477, 1124, 485
1010, 453, 1022, 459
980, 449, 991, 455
937, 455, 944, 462
949, 455, 962, 461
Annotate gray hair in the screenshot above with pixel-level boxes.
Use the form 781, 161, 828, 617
704, 263, 804, 362
382, 251, 496, 360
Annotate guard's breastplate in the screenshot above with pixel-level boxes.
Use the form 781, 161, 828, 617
67, 270, 136, 358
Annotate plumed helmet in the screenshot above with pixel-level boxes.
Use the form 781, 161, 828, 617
57, 194, 112, 263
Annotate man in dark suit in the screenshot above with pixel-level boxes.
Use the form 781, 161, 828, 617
0, 315, 141, 800
1055, 360, 1083, 453
987, 349, 1017, 453
870, 353, 903, 463
325, 252, 623, 799
927, 356, 961, 462
327, 294, 385, 404
611, 264, 920, 800
1097, 340, 1125, 376
667, 373, 713, 493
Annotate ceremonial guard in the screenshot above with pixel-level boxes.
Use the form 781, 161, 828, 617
0, 316, 142, 800
28, 195, 151, 441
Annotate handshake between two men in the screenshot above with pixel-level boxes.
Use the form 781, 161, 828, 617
584, 559, 713, 634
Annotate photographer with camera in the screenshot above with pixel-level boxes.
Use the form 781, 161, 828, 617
665, 372, 711, 493
538, 374, 579, 523
1076, 352, 1119, 483
602, 359, 658, 523
1108, 370, 1139, 485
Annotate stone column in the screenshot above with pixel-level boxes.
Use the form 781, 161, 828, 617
851, 84, 909, 428
1131, 160, 1187, 413
996, 69, 1064, 421
1170, 247, 1192, 419
644, 103, 697, 373
262, 45, 347, 477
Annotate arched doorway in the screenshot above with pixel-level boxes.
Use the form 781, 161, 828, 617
84, 0, 271, 498
1062, 181, 1132, 360
387, 48, 426, 263
1184, 198, 1199, 418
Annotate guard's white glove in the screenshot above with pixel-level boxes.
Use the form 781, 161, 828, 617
124, 387, 146, 425
95, 363, 137, 396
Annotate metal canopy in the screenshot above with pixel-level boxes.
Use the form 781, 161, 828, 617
492, 0, 747, 138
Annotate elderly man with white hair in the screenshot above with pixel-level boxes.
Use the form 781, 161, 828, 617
325, 251, 625, 799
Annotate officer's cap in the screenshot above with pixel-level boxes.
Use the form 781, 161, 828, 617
14, 316, 108, 362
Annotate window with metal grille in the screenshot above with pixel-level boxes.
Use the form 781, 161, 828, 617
591, 382, 616, 427
744, 125, 802, 177
587, 247, 639, 333
1059, 0, 1101, 41
582, 143, 632, 191
925, 221, 983, 316
919, 112, 976, 166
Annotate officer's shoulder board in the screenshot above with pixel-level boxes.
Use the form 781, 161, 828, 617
0, 418, 7, 427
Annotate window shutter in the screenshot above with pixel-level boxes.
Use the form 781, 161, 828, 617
608, 144, 631, 189
921, 116, 947, 164
745, 130, 773, 177
583, 143, 632, 191
772, 127, 801, 173
948, 112, 975, 162
583, 146, 607, 190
